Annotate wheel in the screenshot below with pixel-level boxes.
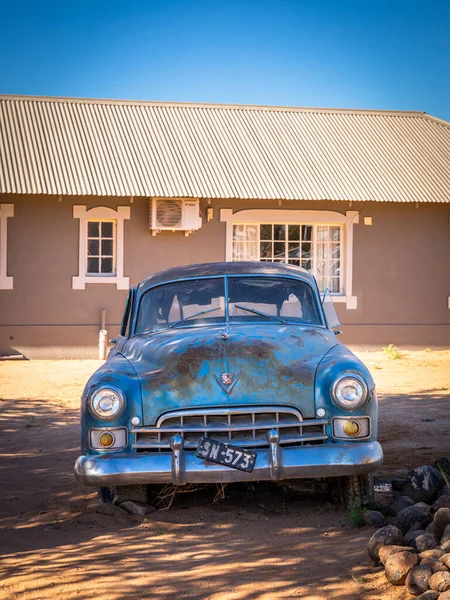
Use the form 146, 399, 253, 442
328, 474, 374, 509
98, 486, 115, 504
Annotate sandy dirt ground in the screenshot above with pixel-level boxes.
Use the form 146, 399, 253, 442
0, 351, 449, 600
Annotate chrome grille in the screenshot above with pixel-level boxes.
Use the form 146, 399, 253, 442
132, 406, 328, 452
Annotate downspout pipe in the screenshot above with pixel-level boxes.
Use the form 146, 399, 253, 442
99, 330, 108, 360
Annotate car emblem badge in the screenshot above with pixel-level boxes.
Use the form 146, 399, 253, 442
215, 371, 240, 394
221, 372, 233, 386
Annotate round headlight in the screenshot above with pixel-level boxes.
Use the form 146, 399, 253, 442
89, 387, 125, 420
331, 374, 368, 410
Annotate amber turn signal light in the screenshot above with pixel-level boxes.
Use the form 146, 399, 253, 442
343, 420, 360, 436
99, 431, 115, 447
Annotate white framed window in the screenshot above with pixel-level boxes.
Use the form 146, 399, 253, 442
232, 223, 342, 294
72, 206, 130, 290
87, 220, 116, 275
221, 208, 359, 309
0, 203, 14, 290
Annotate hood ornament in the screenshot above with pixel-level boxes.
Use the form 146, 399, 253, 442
220, 323, 232, 340
214, 371, 240, 394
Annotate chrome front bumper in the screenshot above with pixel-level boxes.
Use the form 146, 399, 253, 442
74, 439, 383, 487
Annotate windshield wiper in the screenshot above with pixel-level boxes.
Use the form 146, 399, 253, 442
169, 306, 223, 329
233, 304, 288, 324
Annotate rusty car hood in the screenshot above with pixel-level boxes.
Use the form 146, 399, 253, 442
122, 324, 337, 424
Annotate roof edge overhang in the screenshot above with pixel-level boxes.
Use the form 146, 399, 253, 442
0, 93, 438, 120
0, 191, 447, 203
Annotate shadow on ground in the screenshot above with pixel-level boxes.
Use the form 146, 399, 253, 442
3, 389, 447, 599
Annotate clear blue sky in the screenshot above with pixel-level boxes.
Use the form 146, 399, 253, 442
0, 0, 449, 120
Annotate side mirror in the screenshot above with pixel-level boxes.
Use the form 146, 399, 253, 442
109, 338, 118, 344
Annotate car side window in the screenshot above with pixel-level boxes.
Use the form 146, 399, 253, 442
120, 288, 135, 337
322, 288, 340, 329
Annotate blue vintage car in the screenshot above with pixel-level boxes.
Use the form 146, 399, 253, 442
75, 262, 383, 507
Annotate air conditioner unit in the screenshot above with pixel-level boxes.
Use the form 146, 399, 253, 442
149, 199, 202, 236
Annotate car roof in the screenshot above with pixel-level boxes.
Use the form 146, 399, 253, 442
138, 261, 314, 292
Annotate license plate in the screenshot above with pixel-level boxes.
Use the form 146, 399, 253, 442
196, 437, 257, 473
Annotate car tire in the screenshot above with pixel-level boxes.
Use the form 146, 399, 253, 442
329, 474, 374, 509
98, 486, 115, 504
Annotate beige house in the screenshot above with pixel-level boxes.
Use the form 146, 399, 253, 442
0, 95, 450, 357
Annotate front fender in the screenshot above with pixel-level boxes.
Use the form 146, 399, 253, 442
80, 354, 142, 454
315, 344, 378, 441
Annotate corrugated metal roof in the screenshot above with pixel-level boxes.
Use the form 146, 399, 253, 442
0, 95, 449, 202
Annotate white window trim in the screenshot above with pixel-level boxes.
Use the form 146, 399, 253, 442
72, 205, 130, 290
220, 208, 359, 309
0, 203, 14, 290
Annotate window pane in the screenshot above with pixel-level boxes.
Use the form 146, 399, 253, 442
331, 226, 341, 242
301, 242, 312, 258
136, 278, 226, 333
245, 225, 257, 241
301, 259, 312, 271
329, 278, 340, 293
101, 257, 113, 273
88, 222, 99, 237
273, 242, 285, 258
288, 259, 300, 266
260, 224, 272, 240
244, 242, 258, 260
330, 244, 340, 259
329, 260, 340, 277
288, 225, 300, 240
260, 241, 272, 258
247, 242, 258, 260
232, 242, 245, 260
316, 260, 326, 276
273, 224, 285, 241
316, 244, 325, 259
102, 222, 113, 238
88, 239, 99, 256
87, 257, 99, 273
228, 277, 322, 325
317, 243, 339, 260
323, 291, 340, 326
101, 239, 113, 256
302, 225, 312, 241
233, 224, 245, 241
317, 226, 330, 242
288, 243, 300, 258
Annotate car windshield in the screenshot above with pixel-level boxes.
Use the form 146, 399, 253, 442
135, 276, 322, 333
228, 277, 322, 325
